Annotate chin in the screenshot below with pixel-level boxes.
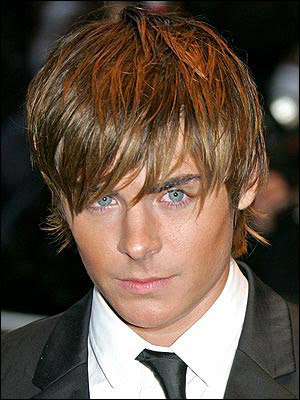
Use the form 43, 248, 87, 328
114, 301, 177, 329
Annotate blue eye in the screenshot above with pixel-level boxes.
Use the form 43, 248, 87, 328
97, 196, 113, 207
168, 190, 185, 202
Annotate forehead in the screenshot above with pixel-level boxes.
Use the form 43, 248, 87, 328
103, 126, 187, 175
114, 156, 200, 192
111, 127, 198, 186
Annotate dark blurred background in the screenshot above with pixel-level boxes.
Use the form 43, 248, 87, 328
1, 1, 299, 323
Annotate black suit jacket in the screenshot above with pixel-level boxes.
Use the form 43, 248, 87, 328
1, 262, 299, 399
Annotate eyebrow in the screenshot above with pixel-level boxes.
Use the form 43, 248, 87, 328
92, 174, 201, 198
149, 174, 201, 193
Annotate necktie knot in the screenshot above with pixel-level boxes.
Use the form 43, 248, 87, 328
136, 349, 187, 399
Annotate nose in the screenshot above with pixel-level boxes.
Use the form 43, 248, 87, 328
117, 203, 162, 261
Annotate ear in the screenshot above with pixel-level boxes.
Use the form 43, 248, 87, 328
238, 179, 259, 210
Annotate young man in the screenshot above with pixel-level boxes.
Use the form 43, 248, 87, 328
1, 6, 298, 399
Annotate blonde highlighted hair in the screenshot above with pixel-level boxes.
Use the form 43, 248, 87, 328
26, 6, 268, 257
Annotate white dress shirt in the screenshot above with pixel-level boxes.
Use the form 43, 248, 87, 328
88, 258, 248, 399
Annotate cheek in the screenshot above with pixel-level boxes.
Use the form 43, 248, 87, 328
73, 213, 119, 248
173, 206, 233, 269
71, 217, 119, 278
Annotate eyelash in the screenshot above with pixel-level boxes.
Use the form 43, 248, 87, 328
160, 190, 191, 208
87, 197, 117, 213
87, 189, 191, 213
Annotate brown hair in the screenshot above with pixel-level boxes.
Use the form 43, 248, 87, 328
26, 5, 268, 257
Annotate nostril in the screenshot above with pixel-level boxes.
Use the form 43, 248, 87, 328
117, 239, 161, 261
117, 230, 162, 260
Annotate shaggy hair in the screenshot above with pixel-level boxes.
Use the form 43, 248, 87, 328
26, 5, 268, 257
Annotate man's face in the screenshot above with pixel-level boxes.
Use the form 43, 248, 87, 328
65, 156, 234, 343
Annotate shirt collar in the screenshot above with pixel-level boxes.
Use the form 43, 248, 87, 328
170, 258, 248, 386
89, 286, 172, 388
89, 258, 248, 388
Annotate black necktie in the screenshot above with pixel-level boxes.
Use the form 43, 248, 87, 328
136, 349, 187, 399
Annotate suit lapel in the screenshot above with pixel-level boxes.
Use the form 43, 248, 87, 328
224, 262, 297, 399
31, 290, 93, 399
31, 364, 89, 399
224, 349, 296, 399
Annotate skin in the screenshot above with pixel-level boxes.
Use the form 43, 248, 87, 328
65, 155, 255, 346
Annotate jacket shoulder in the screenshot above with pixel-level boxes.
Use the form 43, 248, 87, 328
287, 301, 299, 331
1, 313, 62, 398
287, 301, 299, 368
1, 291, 92, 399
276, 301, 299, 397
1, 312, 62, 356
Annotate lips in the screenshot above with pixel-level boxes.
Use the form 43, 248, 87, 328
121, 277, 168, 282
116, 276, 174, 294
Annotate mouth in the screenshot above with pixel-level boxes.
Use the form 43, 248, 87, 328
116, 276, 175, 294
